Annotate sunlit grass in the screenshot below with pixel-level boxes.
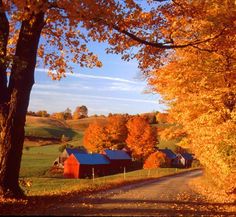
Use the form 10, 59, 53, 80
20, 145, 60, 177
20, 117, 194, 197
21, 167, 195, 196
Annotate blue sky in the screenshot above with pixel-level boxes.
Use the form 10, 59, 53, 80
29, 41, 167, 116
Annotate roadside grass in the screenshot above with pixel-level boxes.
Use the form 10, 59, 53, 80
190, 175, 236, 203
20, 167, 196, 196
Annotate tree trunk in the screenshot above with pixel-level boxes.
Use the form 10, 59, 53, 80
0, 11, 45, 198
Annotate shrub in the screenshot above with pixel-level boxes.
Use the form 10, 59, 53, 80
143, 151, 166, 169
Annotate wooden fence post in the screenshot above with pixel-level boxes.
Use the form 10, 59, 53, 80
92, 167, 95, 182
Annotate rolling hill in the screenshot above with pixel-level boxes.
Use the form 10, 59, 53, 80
25, 115, 179, 151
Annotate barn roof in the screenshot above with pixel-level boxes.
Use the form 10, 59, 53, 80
104, 149, 131, 160
65, 148, 79, 155
65, 148, 87, 155
73, 153, 110, 165
159, 148, 177, 159
181, 153, 193, 160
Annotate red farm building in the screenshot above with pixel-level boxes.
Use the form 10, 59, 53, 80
64, 153, 110, 178
103, 149, 132, 174
53, 147, 87, 168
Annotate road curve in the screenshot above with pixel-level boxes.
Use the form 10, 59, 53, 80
46, 169, 235, 216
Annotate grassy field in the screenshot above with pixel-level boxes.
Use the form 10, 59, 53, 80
66, 116, 107, 131
20, 144, 61, 177
25, 116, 78, 139
20, 166, 195, 196
19, 144, 197, 197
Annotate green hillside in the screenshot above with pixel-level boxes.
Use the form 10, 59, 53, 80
25, 116, 79, 140
66, 116, 107, 132
25, 115, 180, 151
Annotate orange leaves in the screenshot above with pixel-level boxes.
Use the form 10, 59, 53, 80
126, 115, 157, 161
143, 151, 166, 169
83, 114, 158, 157
83, 114, 128, 152
106, 114, 128, 149
83, 122, 109, 153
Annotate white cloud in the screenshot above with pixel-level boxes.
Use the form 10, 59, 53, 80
107, 82, 144, 92
67, 73, 140, 84
32, 90, 158, 104
35, 67, 141, 84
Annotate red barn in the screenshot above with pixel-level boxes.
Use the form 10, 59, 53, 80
64, 153, 110, 178
103, 149, 132, 174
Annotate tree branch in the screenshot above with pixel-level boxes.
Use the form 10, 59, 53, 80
111, 24, 226, 49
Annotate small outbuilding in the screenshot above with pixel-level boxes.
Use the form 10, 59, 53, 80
178, 153, 193, 168
64, 153, 110, 178
103, 149, 132, 174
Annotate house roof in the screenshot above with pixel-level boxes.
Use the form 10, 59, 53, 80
73, 153, 110, 165
104, 149, 132, 160
181, 153, 193, 160
159, 148, 177, 159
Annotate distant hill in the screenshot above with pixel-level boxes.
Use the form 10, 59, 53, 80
25, 116, 77, 140
66, 116, 108, 132
25, 115, 180, 151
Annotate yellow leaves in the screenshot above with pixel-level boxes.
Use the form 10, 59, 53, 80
145, 0, 236, 194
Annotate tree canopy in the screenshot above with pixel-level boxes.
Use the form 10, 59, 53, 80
126, 115, 157, 161
147, 0, 236, 193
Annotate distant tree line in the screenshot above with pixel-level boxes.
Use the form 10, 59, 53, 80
27, 105, 88, 120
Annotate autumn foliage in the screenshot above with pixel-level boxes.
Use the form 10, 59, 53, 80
147, 1, 236, 194
0, 0, 234, 199
83, 114, 158, 160
83, 114, 128, 152
126, 116, 157, 162
143, 151, 166, 169
83, 122, 109, 153
106, 114, 128, 150
73, 106, 88, 120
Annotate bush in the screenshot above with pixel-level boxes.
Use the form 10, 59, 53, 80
143, 151, 166, 169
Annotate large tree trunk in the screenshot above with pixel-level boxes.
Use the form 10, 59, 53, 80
0, 10, 45, 198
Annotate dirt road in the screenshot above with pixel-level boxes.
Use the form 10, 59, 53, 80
1, 170, 235, 216
46, 170, 235, 216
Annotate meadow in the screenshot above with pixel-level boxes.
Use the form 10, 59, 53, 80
20, 144, 193, 196
20, 115, 192, 196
